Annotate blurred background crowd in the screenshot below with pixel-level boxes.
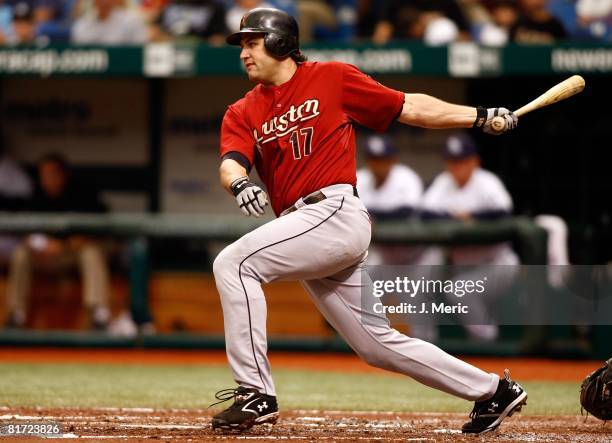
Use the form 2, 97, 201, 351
1, 0, 612, 47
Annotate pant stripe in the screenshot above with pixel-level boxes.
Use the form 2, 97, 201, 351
237, 197, 345, 394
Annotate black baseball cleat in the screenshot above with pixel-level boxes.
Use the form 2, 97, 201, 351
211, 386, 278, 431
462, 369, 528, 434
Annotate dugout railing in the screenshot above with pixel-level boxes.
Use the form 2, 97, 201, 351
1, 212, 608, 359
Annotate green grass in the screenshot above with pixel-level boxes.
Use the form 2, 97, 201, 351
0, 363, 581, 415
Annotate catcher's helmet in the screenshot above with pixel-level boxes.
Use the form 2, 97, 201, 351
226, 8, 300, 59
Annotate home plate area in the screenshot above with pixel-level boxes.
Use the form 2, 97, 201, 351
1, 407, 610, 442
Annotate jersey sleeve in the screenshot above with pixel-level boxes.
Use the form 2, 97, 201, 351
220, 104, 255, 166
340, 63, 405, 132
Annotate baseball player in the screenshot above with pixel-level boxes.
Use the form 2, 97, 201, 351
356, 135, 428, 266
357, 135, 423, 222
418, 133, 520, 342
211, 8, 526, 434
421, 133, 520, 268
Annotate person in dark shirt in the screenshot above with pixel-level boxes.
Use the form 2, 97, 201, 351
4, 153, 111, 330
152, 0, 227, 43
28, 153, 106, 213
372, 0, 470, 44
510, 0, 567, 43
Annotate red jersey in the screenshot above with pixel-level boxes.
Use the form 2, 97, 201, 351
220, 61, 405, 216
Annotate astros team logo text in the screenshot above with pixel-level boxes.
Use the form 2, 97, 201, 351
253, 98, 320, 146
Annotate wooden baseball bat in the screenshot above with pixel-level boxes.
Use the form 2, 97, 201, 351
490, 75, 585, 133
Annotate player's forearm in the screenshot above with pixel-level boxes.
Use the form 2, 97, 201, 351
397, 93, 477, 129
219, 159, 248, 194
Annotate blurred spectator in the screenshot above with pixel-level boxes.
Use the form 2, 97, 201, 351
421, 134, 519, 256
119, 0, 170, 41
0, 0, 27, 44
151, 0, 227, 44
0, 144, 33, 271
226, 0, 276, 33
510, 0, 567, 43
477, 0, 519, 46
296, 0, 336, 43
357, 135, 422, 221
422, 15, 460, 45
0, 144, 32, 210
0, 1, 10, 41
577, 0, 612, 20
0, 0, 78, 45
138, 0, 168, 23
11, 1, 36, 44
33, 0, 78, 43
576, 0, 612, 40
269, 0, 296, 16
547, 0, 578, 36
356, 135, 426, 265
418, 133, 520, 341
456, 0, 490, 26
71, 0, 147, 45
4, 153, 112, 330
356, 0, 376, 39
372, 0, 469, 45
225, 1, 297, 34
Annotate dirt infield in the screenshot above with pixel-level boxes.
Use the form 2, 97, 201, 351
0, 348, 603, 381
1, 349, 609, 441
1, 406, 609, 442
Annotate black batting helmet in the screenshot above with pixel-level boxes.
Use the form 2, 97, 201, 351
226, 8, 302, 59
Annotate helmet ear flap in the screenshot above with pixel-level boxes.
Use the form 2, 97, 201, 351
264, 33, 298, 58
264, 33, 287, 58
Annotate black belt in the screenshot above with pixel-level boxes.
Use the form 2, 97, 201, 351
281, 186, 358, 216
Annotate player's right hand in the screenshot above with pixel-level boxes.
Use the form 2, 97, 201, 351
474, 107, 518, 135
230, 176, 268, 217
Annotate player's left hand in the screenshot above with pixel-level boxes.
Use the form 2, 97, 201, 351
475, 107, 518, 135
230, 176, 268, 217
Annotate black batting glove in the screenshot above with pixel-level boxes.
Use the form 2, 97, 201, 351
230, 176, 268, 217
474, 106, 518, 135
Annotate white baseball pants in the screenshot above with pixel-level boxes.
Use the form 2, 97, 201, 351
213, 184, 498, 401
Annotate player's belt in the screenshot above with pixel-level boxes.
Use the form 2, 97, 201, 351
280, 186, 358, 216
281, 191, 326, 216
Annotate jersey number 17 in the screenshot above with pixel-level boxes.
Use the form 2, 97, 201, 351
290, 127, 314, 160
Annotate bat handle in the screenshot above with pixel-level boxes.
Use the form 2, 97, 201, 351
491, 115, 507, 133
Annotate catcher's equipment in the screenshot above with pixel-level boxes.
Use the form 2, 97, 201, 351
473, 107, 518, 135
231, 176, 268, 217
226, 8, 301, 59
580, 358, 612, 421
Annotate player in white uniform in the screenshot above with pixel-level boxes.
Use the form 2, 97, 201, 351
421, 133, 519, 266
356, 135, 425, 265
357, 135, 423, 220
419, 133, 519, 341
